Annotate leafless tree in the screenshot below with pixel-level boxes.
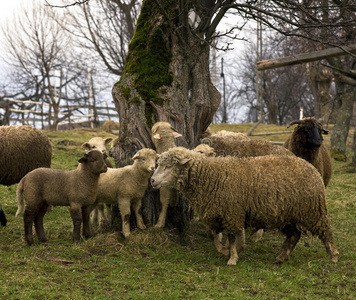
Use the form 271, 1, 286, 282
1, 2, 92, 129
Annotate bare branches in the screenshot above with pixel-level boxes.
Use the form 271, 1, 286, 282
44, 0, 90, 8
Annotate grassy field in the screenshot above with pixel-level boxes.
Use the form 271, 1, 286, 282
0, 124, 355, 299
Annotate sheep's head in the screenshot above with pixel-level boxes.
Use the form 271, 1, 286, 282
78, 150, 108, 175
132, 148, 157, 173
151, 122, 182, 153
82, 137, 113, 156
287, 117, 328, 148
193, 144, 216, 157
151, 147, 194, 190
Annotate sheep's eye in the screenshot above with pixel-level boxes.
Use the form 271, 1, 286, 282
92, 146, 96, 149
198, 151, 204, 154
141, 158, 145, 161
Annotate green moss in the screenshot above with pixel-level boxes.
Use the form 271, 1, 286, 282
121, 87, 131, 101
145, 103, 157, 129
122, 0, 173, 105
330, 150, 347, 162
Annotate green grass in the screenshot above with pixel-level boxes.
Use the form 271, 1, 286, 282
0, 125, 355, 299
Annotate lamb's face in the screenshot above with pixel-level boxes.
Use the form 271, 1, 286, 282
79, 150, 108, 175
133, 149, 157, 173
193, 144, 216, 157
82, 137, 113, 156
151, 162, 178, 189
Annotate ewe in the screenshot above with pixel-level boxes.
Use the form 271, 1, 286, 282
151, 147, 339, 265
16, 150, 107, 245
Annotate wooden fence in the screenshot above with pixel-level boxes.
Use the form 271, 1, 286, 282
0, 98, 119, 129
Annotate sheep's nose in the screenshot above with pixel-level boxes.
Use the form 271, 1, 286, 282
150, 166, 155, 172
151, 178, 155, 184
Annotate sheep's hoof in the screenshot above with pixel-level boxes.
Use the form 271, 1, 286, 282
331, 256, 338, 263
154, 223, 164, 229
226, 258, 237, 266
39, 238, 48, 243
272, 258, 284, 264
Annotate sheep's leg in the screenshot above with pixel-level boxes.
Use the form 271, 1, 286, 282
226, 234, 239, 266
251, 229, 264, 242
319, 228, 339, 263
90, 207, 99, 224
34, 203, 49, 243
70, 204, 83, 244
24, 207, 37, 246
97, 204, 106, 229
155, 187, 170, 228
118, 199, 131, 239
132, 199, 146, 230
274, 225, 301, 264
212, 230, 229, 256
82, 206, 92, 239
236, 229, 246, 254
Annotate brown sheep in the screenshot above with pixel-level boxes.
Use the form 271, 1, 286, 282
151, 147, 339, 265
0, 125, 52, 186
16, 150, 108, 245
284, 117, 332, 186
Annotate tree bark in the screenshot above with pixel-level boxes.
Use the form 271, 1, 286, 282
111, 0, 220, 232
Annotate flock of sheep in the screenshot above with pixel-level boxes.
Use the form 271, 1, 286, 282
0, 117, 339, 265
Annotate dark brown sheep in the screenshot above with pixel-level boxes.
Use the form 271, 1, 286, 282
283, 117, 332, 186
0, 125, 52, 186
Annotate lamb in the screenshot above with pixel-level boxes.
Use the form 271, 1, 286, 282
151, 121, 182, 228
15, 150, 108, 245
206, 129, 251, 141
91, 148, 157, 238
82, 137, 114, 226
151, 147, 339, 265
284, 117, 332, 186
82, 137, 113, 168
0, 125, 52, 186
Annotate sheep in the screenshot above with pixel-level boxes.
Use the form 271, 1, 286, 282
151, 121, 182, 228
197, 137, 294, 242
82, 137, 113, 168
82, 137, 114, 226
200, 137, 292, 158
151, 147, 339, 265
208, 130, 251, 141
15, 150, 108, 245
91, 148, 157, 238
0, 125, 52, 186
0, 204, 7, 226
284, 117, 332, 187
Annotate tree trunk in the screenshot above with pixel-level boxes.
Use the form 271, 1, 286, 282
111, 0, 220, 232
330, 81, 355, 161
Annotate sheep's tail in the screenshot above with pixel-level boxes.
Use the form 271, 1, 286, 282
15, 179, 25, 217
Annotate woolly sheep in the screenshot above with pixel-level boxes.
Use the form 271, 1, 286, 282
284, 117, 332, 186
151, 147, 339, 265
0, 125, 52, 186
82, 137, 114, 226
151, 122, 182, 228
16, 150, 108, 245
91, 148, 157, 238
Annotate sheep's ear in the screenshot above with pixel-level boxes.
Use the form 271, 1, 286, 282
152, 126, 159, 134
132, 152, 140, 160
179, 158, 192, 166
78, 153, 89, 163
104, 138, 113, 145
172, 132, 182, 138
153, 133, 161, 139
81, 142, 91, 151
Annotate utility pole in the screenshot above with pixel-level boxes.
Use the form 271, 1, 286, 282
256, 0, 263, 122
221, 57, 227, 123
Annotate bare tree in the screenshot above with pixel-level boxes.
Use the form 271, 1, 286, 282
1, 2, 91, 129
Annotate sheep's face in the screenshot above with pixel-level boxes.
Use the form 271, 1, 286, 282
132, 149, 157, 173
193, 144, 216, 157
82, 137, 113, 156
151, 148, 193, 189
78, 150, 108, 175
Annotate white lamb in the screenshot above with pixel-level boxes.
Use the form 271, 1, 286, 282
91, 148, 157, 238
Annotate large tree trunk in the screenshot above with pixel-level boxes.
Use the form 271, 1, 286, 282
111, 0, 220, 232
330, 79, 355, 161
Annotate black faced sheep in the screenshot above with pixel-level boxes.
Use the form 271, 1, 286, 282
0, 125, 52, 186
151, 147, 339, 265
151, 121, 182, 228
91, 148, 157, 238
284, 117, 332, 187
16, 150, 108, 245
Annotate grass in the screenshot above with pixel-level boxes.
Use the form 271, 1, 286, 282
0, 124, 355, 299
